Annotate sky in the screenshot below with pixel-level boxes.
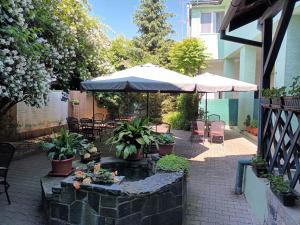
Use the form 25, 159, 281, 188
88, 0, 188, 41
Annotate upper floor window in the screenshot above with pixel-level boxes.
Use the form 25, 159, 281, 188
200, 11, 224, 34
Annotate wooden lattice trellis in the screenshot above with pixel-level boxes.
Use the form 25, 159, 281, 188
262, 103, 300, 189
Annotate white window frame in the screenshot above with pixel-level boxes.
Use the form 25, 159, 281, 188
200, 11, 224, 34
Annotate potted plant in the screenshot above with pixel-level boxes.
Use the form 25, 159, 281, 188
156, 154, 189, 174
251, 155, 267, 177
70, 99, 80, 106
262, 87, 286, 106
107, 118, 158, 160
248, 120, 258, 136
244, 115, 251, 132
79, 143, 101, 163
284, 76, 300, 108
42, 128, 87, 176
157, 133, 175, 156
73, 162, 118, 190
267, 174, 296, 207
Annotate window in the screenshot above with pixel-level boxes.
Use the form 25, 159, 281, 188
200, 13, 212, 33
200, 11, 224, 34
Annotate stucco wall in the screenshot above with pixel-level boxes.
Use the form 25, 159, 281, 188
17, 91, 68, 133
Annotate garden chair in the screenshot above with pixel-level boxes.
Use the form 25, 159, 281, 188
191, 120, 205, 143
0, 143, 15, 204
210, 121, 225, 145
80, 118, 94, 140
66, 117, 80, 133
208, 114, 220, 123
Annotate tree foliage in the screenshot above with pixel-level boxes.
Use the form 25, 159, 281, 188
169, 38, 209, 76
0, 0, 112, 116
134, 0, 173, 53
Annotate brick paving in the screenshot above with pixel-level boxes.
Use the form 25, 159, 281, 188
0, 129, 259, 225
173, 129, 259, 225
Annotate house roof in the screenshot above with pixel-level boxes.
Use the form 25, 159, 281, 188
220, 0, 282, 32
190, 0, 223, 6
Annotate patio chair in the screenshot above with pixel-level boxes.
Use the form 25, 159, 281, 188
66, 117, 80, 133
208, 114, 220, 122
80, 118, 94, 140
94, 113, 105, 123
0, 143, 15, 204
210, 121, 225, 145
191, 120, 205, 143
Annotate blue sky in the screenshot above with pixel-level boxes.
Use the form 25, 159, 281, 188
88, 0, 187, 41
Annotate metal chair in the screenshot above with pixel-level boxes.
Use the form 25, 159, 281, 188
191, 120, 205, 143
80, 118, 94, 140
66, 117, 80, 133
208, 114, 221, 122
210, 121, 225, 145
0, 143, 15, 204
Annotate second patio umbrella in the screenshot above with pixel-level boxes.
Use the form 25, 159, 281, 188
194, 72, 258, 123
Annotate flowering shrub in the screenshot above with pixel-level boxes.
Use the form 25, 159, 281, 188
0, 0, 113, 115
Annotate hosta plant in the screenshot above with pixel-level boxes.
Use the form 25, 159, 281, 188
157, 133, 175, 144
107, 118, 158, 159
42, 128, 87, 160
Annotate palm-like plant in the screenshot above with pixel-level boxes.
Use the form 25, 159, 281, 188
107, 118, 158, 159
42, 128, 88, 160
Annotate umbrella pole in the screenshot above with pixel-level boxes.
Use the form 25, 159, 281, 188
146, 93, 149, 118
205, 93, 208, 125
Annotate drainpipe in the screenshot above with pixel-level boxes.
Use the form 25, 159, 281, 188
235, 158, 251, 194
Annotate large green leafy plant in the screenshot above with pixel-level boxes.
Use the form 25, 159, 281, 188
107, 118, 157, 159
42, 128, 87, 160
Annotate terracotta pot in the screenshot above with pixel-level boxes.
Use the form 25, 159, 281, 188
246, 127, 258, 136
51, 156, 75, 175
158, 143, 174, 156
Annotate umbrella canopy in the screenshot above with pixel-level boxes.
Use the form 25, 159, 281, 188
80, 64, 196, 93
194, 72, 258, 93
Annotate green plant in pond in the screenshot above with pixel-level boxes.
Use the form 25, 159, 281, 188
288, 76, 300, 96
106, 118, 158, 159
244, 115, 251, 127
266, 174, 291, 193
251, 155, 266, 167
262, 87, 286, 98
42, 128, 87, 160
157, 133, 175, 144
156, 154, 189, 174
250, 120, 258, 128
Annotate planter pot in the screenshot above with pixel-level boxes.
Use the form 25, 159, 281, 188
80, 152, 101, 163
271, 186, 296, 207
126, 150, 143, 161
252, 165, 267, 177
49, 156, 75, 176
158, 143, 174, 156
261, 98, 271, 106
246, 127, 258, 136
271, 97, 283, 107
282, 96, 300, 109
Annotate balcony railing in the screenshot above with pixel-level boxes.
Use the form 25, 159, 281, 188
190, 0, 222, 6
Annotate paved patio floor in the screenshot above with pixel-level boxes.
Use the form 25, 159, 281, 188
0, 129, 258, 225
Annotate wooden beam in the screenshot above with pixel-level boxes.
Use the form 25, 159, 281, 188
263, 0, 296, 80
220, 31, 262, 47
262, 18, 273, 89
258, 0, 284, 26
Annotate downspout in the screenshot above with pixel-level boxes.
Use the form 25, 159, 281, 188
235, 158, 251, 194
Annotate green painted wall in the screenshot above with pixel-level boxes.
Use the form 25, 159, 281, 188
244, 166, 268, 224
199, 99, 238, 126
238, 46, 256, 128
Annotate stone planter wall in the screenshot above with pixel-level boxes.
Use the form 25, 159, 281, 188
42, 172, 187, 225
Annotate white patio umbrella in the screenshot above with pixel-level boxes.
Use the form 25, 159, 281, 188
194, 72, 258, 123
81, 64, 196, 117
195, 72, 257, 93
81, 64, 196, 93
